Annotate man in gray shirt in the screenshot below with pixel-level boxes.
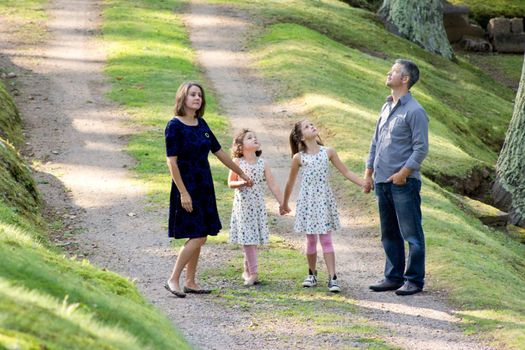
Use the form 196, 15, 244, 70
364, 59, 429, 296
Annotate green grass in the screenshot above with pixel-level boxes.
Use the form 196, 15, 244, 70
448, 0, 525, 26
192, 1, 524, 348
0, 1, 191, 348
202, 236, 397, 349
462, 53, 523, 91
99, 0, 394, 346
102, 0, 231, 218
0, 80, 191, 349
99, 0, 525, 348
0, 0, 48, 44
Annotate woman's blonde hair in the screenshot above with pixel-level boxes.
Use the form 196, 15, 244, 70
232, 128, 262, 158
174, 81, 206, 118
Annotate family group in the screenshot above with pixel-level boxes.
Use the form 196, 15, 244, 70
163, 59, 429, 299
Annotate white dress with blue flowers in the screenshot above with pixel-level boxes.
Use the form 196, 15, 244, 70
229, 157, 269, 245
294, 146, 341, 234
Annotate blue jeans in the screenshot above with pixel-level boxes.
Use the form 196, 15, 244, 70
375, 178, 425, 288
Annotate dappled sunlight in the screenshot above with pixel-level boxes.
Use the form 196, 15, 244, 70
459, 309, 525, 325
0, 223, 40, 247
285, 93, 377, 123
50, 163, 143, 208
356, 299, 461, 323
0, 279, 141, 347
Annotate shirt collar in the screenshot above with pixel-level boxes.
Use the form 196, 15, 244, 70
386, 91, 412, 105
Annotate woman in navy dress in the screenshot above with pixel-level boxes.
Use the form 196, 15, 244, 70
164, 81, 252, 298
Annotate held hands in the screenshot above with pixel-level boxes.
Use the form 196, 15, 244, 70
180, 191, 193, 212
279, 203, 291, 215
240, 174, 254, 188
363, 177, 374, 194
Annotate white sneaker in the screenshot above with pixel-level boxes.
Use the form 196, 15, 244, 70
302, 274, 318, 287
328, 278, 341, 293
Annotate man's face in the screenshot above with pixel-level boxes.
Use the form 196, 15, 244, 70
386, 63, 407, 89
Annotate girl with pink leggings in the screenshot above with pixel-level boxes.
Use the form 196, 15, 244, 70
228, 129, 284, 286
282, 120, 365, 292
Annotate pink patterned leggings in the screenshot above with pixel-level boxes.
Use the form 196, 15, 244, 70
242, 245, 258, 274
305, 231, 334, 254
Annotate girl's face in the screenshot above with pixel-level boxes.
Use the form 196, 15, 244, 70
184, 85, 203, 111
242, 131, 260, 153
300, 120, 318, 140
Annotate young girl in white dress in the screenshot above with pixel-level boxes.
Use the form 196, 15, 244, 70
228, 129, 284, 285
281, 120, 365, 292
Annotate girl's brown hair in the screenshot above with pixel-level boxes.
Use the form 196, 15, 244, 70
289, 120, 323, 157
174, 81, 206, 118
232, 129, 262, 158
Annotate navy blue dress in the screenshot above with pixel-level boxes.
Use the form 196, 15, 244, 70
165, 117, 222, 239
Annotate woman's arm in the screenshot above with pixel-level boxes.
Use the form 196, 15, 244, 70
264, 161, 283, 205
228, 158, 248, 189
282, 154, 301, 214
215, 149, 253, 186
326, 147, 365, 187
167, 156, 193, 212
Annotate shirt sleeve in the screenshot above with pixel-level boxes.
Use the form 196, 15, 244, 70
404, 108, 429, 171
366, 117, 380, 169
165, 121, 180, 157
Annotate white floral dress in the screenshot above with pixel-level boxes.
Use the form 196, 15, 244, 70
295, 146, 341, 234
229, 157, 269, 245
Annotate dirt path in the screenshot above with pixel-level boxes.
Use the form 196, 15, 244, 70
184, 1, 494, 350
0, 0, 494, 349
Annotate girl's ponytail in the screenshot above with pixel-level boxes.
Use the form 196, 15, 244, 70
289, 120, 304, 157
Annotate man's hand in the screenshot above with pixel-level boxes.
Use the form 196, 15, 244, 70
387, 172, 407, 185
363, 177, 374, 193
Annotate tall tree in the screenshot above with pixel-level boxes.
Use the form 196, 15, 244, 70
492, 54, 525, 227
378, 0, 454, 59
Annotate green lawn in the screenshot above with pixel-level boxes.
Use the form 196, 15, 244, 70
0, 1, 191, 348
199, 1, 523, 348
58, 0, 525, 349
448, 0, 525, 26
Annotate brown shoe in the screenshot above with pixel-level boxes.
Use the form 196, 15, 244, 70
395, 281, 422, 296
369, 279, 403, 292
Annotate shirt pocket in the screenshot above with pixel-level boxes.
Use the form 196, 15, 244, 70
388, 114, 409, 138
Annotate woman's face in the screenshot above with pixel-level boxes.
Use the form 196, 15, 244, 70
300, 120, 318, 140
184, 85, 202, 112
242, 131, 260, 152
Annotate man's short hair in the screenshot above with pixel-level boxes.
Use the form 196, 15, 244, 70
395, 59, 419, 89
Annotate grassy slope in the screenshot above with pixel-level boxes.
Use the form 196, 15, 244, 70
0, 2, 191, 350
448, 0, 525, 25
99, 0, 524, 348
100, 0, 395, 347
203, 0, 523, 349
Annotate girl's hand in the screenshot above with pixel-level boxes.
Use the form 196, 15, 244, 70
240, 174, 254, 187
280, 204, 291, 215
180, 192, 193, 212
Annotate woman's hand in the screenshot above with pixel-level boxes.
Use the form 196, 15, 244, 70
240, 174, 254, 187
280, 204, 291, 215
180, 191, 193, 212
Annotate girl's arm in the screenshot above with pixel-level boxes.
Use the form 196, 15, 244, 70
228, 158, 248, 189
326, 147, 365, 187
167, 156, 193, 212
214, 149, 253, 187
264, 161, 283, 205
282, 153, 301, 214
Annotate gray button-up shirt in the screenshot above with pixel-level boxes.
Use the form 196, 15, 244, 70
366, 92, 429, 184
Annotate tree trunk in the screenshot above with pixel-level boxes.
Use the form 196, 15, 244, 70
492, 54, 525, 227
378, 0, 454, 59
